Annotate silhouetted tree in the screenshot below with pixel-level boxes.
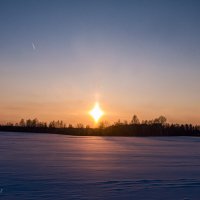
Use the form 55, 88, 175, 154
26, 119, 32, 127
98, 121, 109, 129
19, 119, 25, 127
49, 121, 56, 128
76, 123, 84, 128
153, 116, 167, 124
86, 125, 90, 129
6, 122, 14, 126
114, 119, 123, 126
0, 116, 199, 137
131, 115, 140, 124
68, 124, 73, 128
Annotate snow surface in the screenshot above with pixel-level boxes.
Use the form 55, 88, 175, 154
0, 132, 200, 199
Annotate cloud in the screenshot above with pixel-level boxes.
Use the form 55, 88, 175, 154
32, 42, 36, 50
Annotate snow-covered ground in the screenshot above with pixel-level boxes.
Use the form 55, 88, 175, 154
0, 132, 200, 199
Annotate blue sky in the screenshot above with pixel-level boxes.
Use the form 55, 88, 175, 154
0, 0, 200, 125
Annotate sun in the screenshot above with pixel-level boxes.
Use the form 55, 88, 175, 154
89, 102, 104, 123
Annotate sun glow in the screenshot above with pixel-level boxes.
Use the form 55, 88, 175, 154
89, 102, 104, 123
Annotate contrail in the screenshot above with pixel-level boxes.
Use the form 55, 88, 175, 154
32, 42, 36, 50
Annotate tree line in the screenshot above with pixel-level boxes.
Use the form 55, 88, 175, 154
0, 115, 199, 137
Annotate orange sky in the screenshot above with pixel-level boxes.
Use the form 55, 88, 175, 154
0, 1, 200, 125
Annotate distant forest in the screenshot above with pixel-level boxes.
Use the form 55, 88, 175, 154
0, 115, 199, 137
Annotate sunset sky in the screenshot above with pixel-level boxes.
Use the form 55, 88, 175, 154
0, 0, 199, 125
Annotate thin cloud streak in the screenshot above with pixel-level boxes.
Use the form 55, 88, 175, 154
32, 42, 36, 50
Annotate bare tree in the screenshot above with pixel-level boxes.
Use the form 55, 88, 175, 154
131, 115, 140, 124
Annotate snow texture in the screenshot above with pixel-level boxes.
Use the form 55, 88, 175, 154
0, 132, 200, 199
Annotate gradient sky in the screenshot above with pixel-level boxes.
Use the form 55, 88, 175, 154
0, 0, 200, 125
